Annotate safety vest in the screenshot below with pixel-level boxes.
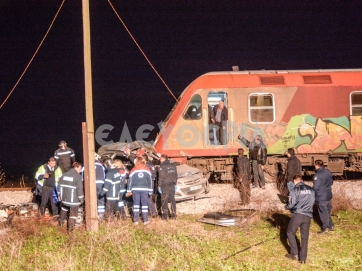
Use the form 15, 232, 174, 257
35, 164, 62, 186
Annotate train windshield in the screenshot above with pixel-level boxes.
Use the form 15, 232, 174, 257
183, 94, 202, 120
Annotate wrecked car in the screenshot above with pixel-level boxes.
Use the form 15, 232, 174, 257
175, 163, 210, 201
97, 141, 210, 201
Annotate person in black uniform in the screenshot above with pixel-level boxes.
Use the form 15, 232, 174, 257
57, 162, 84, 232
158, 154, 178, 220
236, 148, 251, 205
144, 154, 157, 218
313, 160, 334, 234
54, 140, 75, 173
101, 158, 127, 221
285, 175, 315, 264
95, 153, 106, 219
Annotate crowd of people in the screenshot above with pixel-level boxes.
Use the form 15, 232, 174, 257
35, 140, 178, 232
235, 145, 334, 264
35, 140, 335, 264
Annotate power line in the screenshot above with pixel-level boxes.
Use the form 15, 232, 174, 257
107, 0, 178, 102
0, 0, 66, 110
107, 0, 229, 160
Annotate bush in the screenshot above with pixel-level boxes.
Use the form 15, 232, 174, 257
0, 163, 5, 187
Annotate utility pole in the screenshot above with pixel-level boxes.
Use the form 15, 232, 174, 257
82, 0, 98, 231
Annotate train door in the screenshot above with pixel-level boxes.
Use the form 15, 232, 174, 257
207, 92, 228, 145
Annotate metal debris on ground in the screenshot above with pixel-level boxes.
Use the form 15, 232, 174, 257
0, 202, 39, 225
198, 209, 257, 227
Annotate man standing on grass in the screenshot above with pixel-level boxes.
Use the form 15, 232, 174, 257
285, 175, 315, 264
313, 160, 334, 234
58, 162, 84, 233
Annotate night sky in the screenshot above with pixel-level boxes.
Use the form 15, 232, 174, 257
1, 0, 361, 178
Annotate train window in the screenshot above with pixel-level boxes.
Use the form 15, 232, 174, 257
207, 92, 228, 107
183, 94, 202, 120
350, 91, 362, 116
249, 93, 275, 123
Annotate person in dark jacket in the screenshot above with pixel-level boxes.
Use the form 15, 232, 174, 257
144, 154, 157, 218
236, 148, 251, 205
54, 140, 75, 173
57, 162, 84, 232
313, 160, 334, 233
158, 154, 178, 220
35, 157, 63, 216
101, 159, 127, 220
95, 154, 106, 218
238, 134, 267, 189
286, 148, 302, 192
285, 175, 315, 264
210, 101, 228, 145
127, 156, 152, 225
208, 104, 215, 144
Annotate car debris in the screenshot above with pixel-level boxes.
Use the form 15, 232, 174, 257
97, 140, 211, 201
175, 164, 210, 201
97, 140, 159, 162
0, 202, 41, 227
199, 209, 257, 227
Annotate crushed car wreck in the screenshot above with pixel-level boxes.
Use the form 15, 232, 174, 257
97, 141, 210, 201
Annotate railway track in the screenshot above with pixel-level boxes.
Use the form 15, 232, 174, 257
0, 187, 33, 192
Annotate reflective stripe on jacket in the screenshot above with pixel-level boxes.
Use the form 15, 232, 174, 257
128, 165, 152, 193
57, 168, 84, 206
102, 168, 127, 200
35, 164, 62, 186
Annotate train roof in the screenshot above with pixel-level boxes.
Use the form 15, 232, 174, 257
203, 68, 362, 75
177, 68, 362, 92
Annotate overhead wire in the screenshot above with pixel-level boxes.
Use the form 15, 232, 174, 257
107, 0, 228, 160
0, 0, 66, 110
107, 0, 178, 102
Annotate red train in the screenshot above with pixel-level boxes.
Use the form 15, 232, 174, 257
153, 68, 362, 181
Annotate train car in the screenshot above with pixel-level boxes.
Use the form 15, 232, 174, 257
153, 68, 362, 182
